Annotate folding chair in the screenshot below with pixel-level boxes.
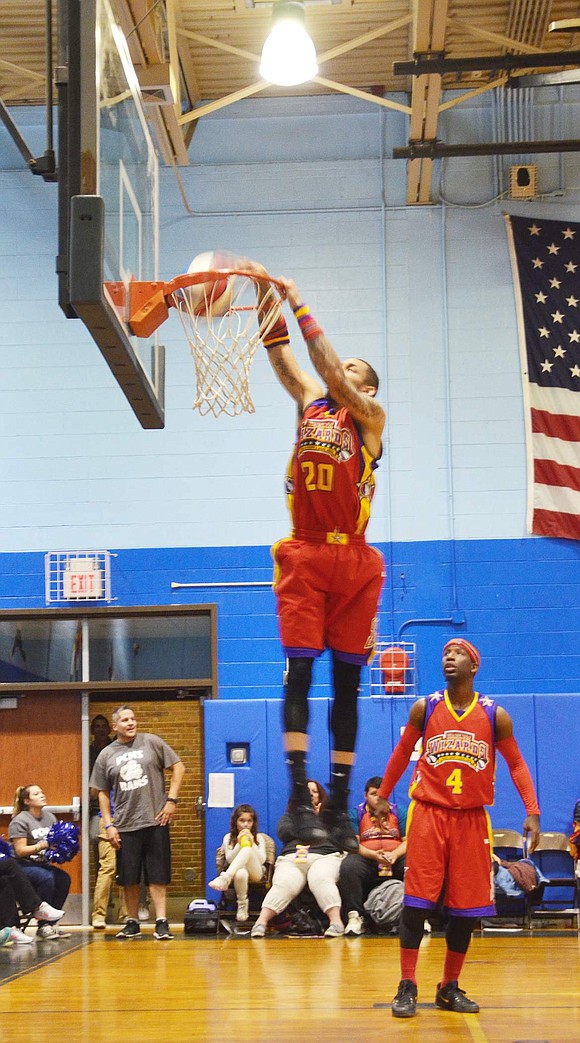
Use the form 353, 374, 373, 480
486, 830, 542, 930
215, 834, 276, 931
529, 832, 580, 931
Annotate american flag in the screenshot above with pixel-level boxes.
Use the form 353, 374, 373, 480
505, 213, 580, 540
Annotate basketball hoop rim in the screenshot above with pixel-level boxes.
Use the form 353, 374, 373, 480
115, 269, 286, 339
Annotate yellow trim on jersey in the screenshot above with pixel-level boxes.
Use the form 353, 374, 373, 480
271, 537, 293, 592
443, 689, 480, 722
405, 798, 417, 833
355, 444, 376, 535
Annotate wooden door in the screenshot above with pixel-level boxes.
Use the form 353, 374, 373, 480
0, 692, 82, 894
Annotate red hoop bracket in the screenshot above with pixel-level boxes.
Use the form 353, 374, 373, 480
104, 269, 286, 339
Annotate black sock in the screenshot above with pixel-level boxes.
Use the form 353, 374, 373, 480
286, 750, 309, 805
329, 763, 352, 812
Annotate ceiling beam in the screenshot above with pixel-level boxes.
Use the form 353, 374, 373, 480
394, 138, 580, 159
446, 15, 546, 54
394, 49, 580, 76
405, 0, 449, 205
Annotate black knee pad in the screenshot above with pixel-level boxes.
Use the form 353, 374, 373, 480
330, 657, 361, 752
446, 915, 476, 954
399, 905, 426, 950
283, 657, 313, 734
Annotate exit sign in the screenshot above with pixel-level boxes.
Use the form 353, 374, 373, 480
63, 559, 104, 600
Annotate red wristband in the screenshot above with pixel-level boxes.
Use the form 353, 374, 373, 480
262, 316, 290, 350
292, 303, 323, 341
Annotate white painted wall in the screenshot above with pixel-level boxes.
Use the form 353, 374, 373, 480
1, 93, 580, 552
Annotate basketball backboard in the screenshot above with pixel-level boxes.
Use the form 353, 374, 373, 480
57, 0, 165, 428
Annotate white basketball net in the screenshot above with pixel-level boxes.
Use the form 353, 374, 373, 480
171, 274, 284, 417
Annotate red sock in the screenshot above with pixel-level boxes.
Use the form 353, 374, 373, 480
400, 947, 420, 984
441, 949, 466, 986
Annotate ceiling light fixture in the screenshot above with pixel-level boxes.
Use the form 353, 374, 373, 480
259, 1, 318, 86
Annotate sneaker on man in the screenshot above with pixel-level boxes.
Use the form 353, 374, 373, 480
292, 804, 328, 845
35, 901, 65, 922
92, 917, 107, 930
137, 904, 150, 922
345, 911, 365, 936
9, 927, 34, 945
435, 980, 480, 1013
153, 918, 174, 940
322, 804, 359, 853
392, 979, 418, 1018
250, 922, 266, 938
116, 919, 141, 940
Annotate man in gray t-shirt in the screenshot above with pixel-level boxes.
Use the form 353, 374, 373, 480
89, 704, 185, 941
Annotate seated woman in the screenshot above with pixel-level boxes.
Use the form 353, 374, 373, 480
209, 804, 268, 922
0, 855, 65, 944
8, 785, 71, 940
251, 780, 345, 938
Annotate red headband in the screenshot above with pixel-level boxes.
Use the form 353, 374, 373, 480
443, 639, 481, 669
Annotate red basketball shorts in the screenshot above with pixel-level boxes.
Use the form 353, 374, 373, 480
272, 537, 385, 663
403, 800, 495, 917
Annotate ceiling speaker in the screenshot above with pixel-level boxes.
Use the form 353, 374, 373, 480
509, 165, 538, 200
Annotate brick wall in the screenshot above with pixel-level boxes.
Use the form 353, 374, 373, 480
91, 698, 204, 901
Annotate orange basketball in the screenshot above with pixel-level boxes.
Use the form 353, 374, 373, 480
185, 251, 234, 317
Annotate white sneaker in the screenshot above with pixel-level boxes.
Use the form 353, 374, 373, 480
344, 911, 365, 936
137, 904, 150, 922
236, 898, 249, 922
250, 922, 266, 938
324, 922, 345, 937
0, 927, 11, 946
37, 923, 71, 941
423, 920, 432, 933
92, 918, 107, 930
208, 873, 230, 892
34, 901, 65, 922
9, 927, 34, 945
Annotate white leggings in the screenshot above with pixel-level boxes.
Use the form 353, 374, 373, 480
225, 846, 265, 899
262, 852, 343, 915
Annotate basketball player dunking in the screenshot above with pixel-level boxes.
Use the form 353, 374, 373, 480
242, 261, 386, 853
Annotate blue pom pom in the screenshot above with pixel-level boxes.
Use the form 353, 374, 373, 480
0, 837, 12, 859
45, 821, 80, 864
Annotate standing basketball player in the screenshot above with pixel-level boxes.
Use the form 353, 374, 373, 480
376, 639, 540, 1018
245, 262, 386, 852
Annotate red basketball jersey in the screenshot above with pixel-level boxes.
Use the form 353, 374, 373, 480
286, 398, 379, 535
409, 690, 497, 809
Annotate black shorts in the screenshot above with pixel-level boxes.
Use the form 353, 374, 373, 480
116, 825, 171, 887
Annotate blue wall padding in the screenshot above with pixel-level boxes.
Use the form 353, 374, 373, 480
203, 698, 270, 888
534, 694, 579, 834
203, 694, 579, 890
491, 694, 539, 833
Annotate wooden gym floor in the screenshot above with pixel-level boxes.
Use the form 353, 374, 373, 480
0, 925, 578, 1042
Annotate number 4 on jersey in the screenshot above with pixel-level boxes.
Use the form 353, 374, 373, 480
446, 768, 463, 794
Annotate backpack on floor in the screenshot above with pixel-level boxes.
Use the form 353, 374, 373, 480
184, 899, 219, 934
364, 878, 404, 931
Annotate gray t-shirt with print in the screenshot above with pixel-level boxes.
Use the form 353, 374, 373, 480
9, 808, 57, 862
89, 732, 180, 832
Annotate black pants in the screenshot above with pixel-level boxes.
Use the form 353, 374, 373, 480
339, 851, 405, 916
0, 859, 40, 928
